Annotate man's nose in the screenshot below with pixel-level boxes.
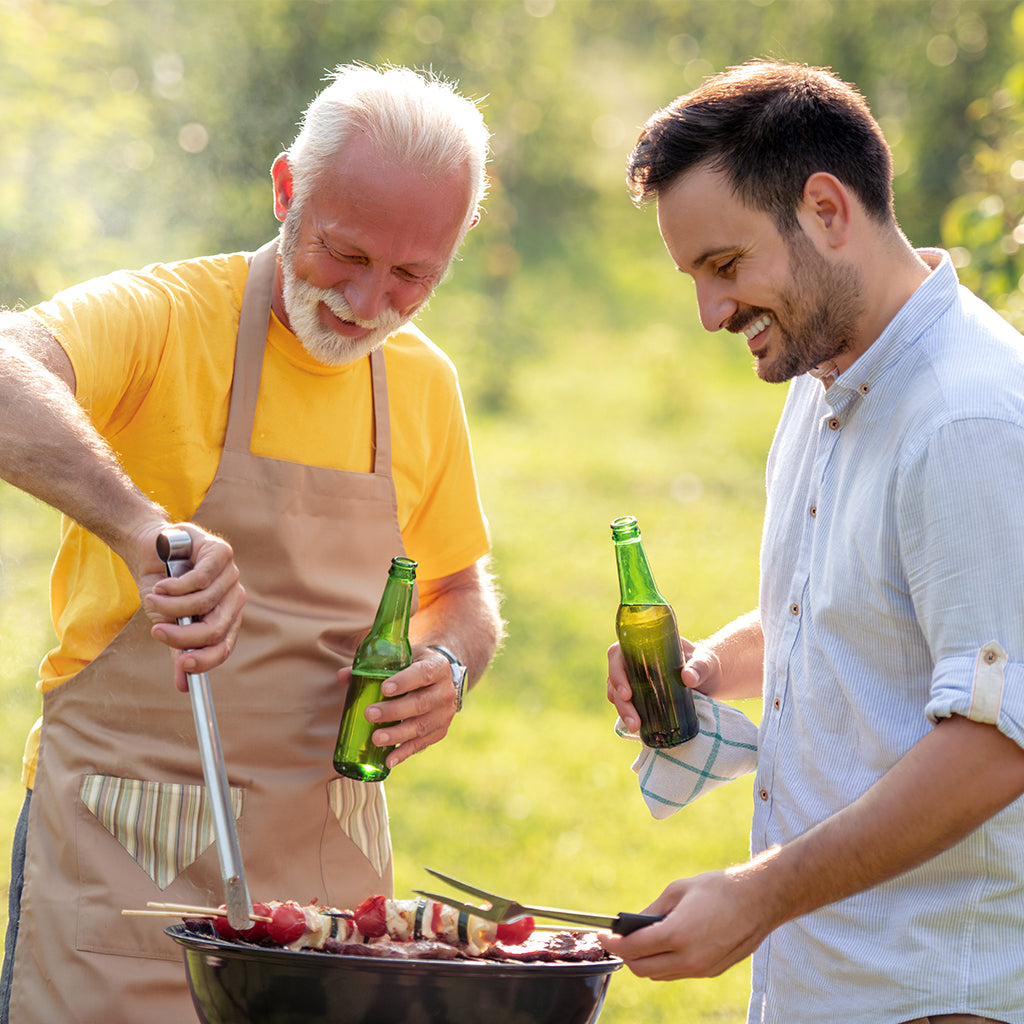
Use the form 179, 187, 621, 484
694, 280, 737, 332
344, 269, 390, 322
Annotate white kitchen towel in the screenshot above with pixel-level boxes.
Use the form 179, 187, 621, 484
616, 691, 759, 819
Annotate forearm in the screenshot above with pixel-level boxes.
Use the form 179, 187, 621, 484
601, 712, 1024, 983
690, 609, 764, 700
745, 714, 1024, 927
0, 318, 168, 561
409, 555, 504, 685
1, 315, 244, 679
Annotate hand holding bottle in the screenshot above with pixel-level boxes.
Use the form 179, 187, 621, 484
335, 648, 462, 774
334, 557, 417, 782
610, 516, 699, 747
607, 633, 705, 732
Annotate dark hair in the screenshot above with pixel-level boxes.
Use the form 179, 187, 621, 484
627, 61, 895, 233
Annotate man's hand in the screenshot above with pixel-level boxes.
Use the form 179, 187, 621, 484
338, 557, 503, 770
606, 641, 640, 732
130, 521, 246, 691
339, 646, 460, 768
598, 867, 772, 980
606, 635, 704, 732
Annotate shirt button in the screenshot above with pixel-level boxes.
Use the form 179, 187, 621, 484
828, 417, 840, 430
790, 603, 800, 616
859, 383, 870, 395
759, 789, 769, 801
773, 698, 781, 709
809, 505, 817, 517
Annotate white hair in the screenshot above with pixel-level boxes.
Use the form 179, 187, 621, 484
287, 63, 490, 236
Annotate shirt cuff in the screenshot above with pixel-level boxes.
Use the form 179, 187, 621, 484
927, 641, 1024, 750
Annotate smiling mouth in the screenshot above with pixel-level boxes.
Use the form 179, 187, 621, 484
320, 301, 370, 337
742, 314, 772, 347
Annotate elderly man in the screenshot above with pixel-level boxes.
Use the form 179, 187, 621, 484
1, 63, 503, 1023
604, 61, 1024, 1024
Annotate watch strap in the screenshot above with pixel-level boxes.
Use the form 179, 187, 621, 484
428, 645, 467, 711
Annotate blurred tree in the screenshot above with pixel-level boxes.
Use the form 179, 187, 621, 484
940, 3, 1024, 329
1, 0, 1020, 401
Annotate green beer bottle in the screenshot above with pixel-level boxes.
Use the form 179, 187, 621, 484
611, 516, 699, 747
333, 556, 417, 782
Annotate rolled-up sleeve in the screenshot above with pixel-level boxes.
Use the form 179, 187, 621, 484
901, 417, 1024, 749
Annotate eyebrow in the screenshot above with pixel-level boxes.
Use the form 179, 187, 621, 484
689, 246, 737, 271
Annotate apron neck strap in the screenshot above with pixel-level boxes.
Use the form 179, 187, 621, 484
224, 238, 392, 475
224, 239, 276, 452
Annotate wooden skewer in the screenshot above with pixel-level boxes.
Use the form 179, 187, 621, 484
147, 901, 230, 915
119, 902, 272, 923
122, 909, 216, 918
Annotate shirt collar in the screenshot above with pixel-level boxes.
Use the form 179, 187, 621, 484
820, 248, 958, 409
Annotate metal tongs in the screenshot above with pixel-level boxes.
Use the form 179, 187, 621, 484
157, 529, 252, 931
416, 867, 664, 936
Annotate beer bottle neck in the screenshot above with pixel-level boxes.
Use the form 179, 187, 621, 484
614, 538, 668, 606
367, 576, 414, 642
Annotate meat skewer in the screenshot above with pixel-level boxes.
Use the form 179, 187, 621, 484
124, 895, 536, 958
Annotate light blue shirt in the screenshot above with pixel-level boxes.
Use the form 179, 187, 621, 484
752, 250, 1024, 1023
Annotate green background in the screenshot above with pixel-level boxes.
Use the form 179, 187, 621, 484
3, 2, 1024, 1021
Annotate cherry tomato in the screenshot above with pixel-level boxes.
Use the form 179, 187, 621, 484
353, 895, 388, 938
212, 901, 272, 942
268, 901, 307, 945
212, 906, 238, 941
496, 916, 535, 946
246, 902, 271, 941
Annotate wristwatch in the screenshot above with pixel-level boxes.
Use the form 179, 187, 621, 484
429, 645, 467, 712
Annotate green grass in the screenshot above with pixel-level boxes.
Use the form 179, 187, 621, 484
0, 292, 784, 1023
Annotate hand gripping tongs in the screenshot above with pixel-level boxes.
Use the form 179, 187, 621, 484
416, 867, 664, 936
157, 529, 252, 931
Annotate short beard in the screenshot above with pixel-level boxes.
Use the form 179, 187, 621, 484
747, 230, 865, 385
278, 203, 410, 367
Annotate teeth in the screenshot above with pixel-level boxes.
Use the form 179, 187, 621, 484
743, 315, 772, 341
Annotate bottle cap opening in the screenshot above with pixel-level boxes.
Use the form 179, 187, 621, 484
610, 515, 640, 538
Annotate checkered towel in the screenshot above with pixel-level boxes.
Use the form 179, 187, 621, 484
616, 691, 759, 819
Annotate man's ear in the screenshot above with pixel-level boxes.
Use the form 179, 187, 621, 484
798, 172, 852, 249
271, 153, 294, 223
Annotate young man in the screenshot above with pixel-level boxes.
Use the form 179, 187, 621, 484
604, 61, 1024, 1024
1, 64, 503, 1023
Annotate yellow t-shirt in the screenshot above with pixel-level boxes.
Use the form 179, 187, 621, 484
22, 250, 490, 787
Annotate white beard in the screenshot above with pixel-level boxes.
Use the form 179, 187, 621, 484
278, 216, 411, 367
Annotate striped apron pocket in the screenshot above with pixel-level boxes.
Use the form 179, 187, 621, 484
327, 776, 391, 879
79, 774, 244, 890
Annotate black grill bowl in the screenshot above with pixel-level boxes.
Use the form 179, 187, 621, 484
166, 924, 622, 1024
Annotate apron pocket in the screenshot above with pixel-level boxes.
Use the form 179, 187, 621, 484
80, 774, 244, 889
327, 776, 391, 878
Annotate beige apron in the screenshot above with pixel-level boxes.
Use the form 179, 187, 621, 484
10, 241, 412, 1023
